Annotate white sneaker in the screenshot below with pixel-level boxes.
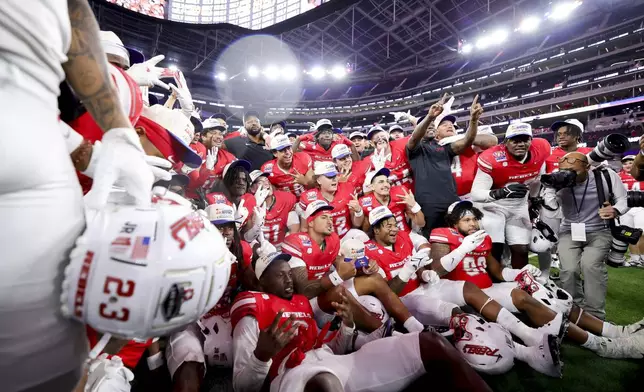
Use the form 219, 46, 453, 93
550, 254, 560, 269
521, 334, 563, 378
617, 317, 644, 336
532, 313, 568, 345
594, 335, 644, 359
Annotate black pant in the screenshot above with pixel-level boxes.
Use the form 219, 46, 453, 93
420, 203, 452, 238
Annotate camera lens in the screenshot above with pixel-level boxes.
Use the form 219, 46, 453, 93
627, 191, 644, 208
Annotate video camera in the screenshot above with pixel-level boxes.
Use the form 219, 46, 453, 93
540, 169, 577, 190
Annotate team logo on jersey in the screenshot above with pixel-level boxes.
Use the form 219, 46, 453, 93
263, 164, 273, 174
366, 243, 378, 251
298, 235, 312, 247
493, 151, 507, 162
211, 194, 228, 204
362, 198, 372, 207
307, 192, 317, 201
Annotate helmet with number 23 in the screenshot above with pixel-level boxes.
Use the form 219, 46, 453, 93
61, 203, 231, 339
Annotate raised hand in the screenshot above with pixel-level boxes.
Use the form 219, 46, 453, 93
458, 230, 488, 254
289, 169, 307, 186
335, 253, 357, 281
470, 94, 484, 122
331, 288, 355, 327
348, 192, 362, 213
337, 165, 351, 183
427, 93, 449, 119
253, 310, 298, 362
205, 147, 218, 170
255, 185, 271, 207
396, 188, 417, 209
126, 54, 169, 89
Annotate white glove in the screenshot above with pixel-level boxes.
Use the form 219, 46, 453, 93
398, 249, 429, 282
234, 199, 249, 230
369, 149, 390, 171
243, 206, 266, 242
180, 163, 196, 175
421, 269, 440, 285
125, 54, 169, 90
389, 110, 415, 123
85, 354, 134, 392
205, 147, 218, 170
257, 236, 277, 258
255, 185, 270, 207
168, 71, 194, 118
521, 264, 542, 278
84, 128, 155, 209
238, 127, 248, 138
501, 264, 542, 282
84, 142, 172, 183
457, 230, 488, 254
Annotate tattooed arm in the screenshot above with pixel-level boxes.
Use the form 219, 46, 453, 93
63, 0, 131, 132
291, 266, 334, 299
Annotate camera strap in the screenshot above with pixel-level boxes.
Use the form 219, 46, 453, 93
593, 168, 616, 229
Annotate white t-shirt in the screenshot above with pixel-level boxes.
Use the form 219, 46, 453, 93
0, 0, 71, 107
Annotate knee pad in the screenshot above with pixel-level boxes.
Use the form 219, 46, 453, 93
449, 314, 515, 375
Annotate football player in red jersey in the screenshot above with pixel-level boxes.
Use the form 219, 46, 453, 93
294, 118, 359, 163
358, 168, 426, 236
619, 155, 644, 266
332, 143, 372, 195
298, 161, 364, 238
283, 200, 427, 335
249, 171, 300, 249
231, 252, 491, 392
632, 135, 644, 180
471, 122, 551, 268
184, 117, 236, 199
367, 125, 415, 190
166, 203, 252, 390
429, 201, 644, 359
364, 206, 563, 376
262, 134, 314, 197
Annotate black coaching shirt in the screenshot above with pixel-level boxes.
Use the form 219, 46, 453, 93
224, 136, 274, 171
407, 138, 460, 206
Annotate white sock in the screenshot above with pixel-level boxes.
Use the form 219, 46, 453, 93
403, 317, 424, 332
630, 254, 641, 262
581, 332, 603, 350
602, 322, 621, 338
496, 308, 539, 346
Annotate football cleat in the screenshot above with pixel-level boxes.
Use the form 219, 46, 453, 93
616, 317, 644, 337
351, 318, 394, 351
594, 335, 644, 359
525, 312, 567, 347
521, 334, 563, 378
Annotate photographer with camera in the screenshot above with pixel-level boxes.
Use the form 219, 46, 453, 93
541, 152, 630, 320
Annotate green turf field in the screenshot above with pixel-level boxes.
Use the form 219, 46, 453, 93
483, 260, 644, 392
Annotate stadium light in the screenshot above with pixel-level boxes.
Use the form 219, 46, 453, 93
461, 43, 473, 54
248, 65, 259, 78
550, 1, 582, 20
264, 65, 280, 80
518, 16, 540, 33
310, 66, 326, 80
475, 36, 490, 50
330, 65, 346, 79
491, 29, 508, 44
215, 72, 227, 81
282, 65, 298, 80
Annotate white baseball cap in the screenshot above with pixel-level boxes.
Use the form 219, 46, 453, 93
314, 161, 338, 177
367, 126, 387, 140
304, 200, 334, 219
222, 160, 251, 178
316, 119, 333, 131
434, 113, 458, 129
202, 117, 227, 131
142, 105, 202, 168
332, 144, 352, 160
340, 238, 369, 268
269, 134, 292, 151
205, 204, 237, 225
389, 124, 404, 133
550, 119, 584, 134
447, 200, 474, 214
478, 125, 494, 135
254, 252, 292, 279
364, 168, 391, 190
369, 206, 394, 226
622, 155, 636, 162
349, 131, 367, 140
505, 122, 532, 139
249, 169, 269, 183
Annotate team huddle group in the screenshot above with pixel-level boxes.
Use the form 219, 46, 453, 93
3, 2, 644, 391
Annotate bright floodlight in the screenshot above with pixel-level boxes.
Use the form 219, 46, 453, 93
330, 65, 346, 79
518, 16, 540, 33
491, 30, 508, 44
264, 65, 280, 80
475, 36, 490, 50
215, 72, 227, 81
282, 65, 298, 80
169, 64, 178, 71
461, 43, 473, 54
550, 1, 582, 20
310, 66, 326, 80
248, 65, 259, 78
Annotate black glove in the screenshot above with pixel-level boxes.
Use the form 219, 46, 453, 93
490, 183, 529, 200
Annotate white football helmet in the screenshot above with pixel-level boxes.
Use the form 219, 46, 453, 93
61, 203, 231, 339
357, 295, 390, 324
515, 271, 573, 315
449, 314, 515, 375
529, 226, 552, 253
199, 314, 233, 368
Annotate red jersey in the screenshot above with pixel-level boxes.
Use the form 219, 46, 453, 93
187, 149, 237, 193
205, 192, 257, 228
365, 231, 420, 296
477, 138, 551, 189
299, 185, 354, 237
263, 191, 298, 246
373, 137, 414, 191
262, 152, 313, 197
231, 292, 318, 381
359, 186, 411, 232
342, 159, 372, 195
298, 133, 354, 162
282, 232, 341, 280
191, 142, 207, 160
86, 326, 152, 369
203, 241, 252, 317
451, 146, 479, 196
429, 227, 494, 289
545, 146, 593, 173
619, 170, 644, 191
224, 130, 242, 140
